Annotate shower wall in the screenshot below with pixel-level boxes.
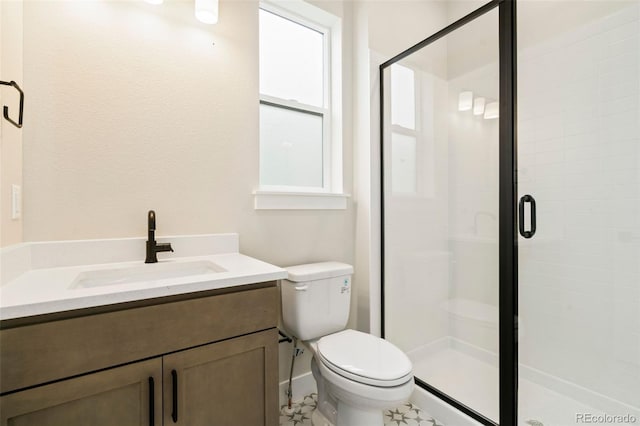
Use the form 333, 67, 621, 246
518, 2, 640, 409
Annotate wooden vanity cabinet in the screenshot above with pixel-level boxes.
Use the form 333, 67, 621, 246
0, 283, 279, 426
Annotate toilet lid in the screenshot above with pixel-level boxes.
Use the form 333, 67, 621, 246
317, 330, 412, 386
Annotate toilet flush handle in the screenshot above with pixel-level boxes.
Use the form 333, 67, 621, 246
294, 285, 309, 291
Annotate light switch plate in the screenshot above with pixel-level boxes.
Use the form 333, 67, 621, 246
11, 184, 21, 220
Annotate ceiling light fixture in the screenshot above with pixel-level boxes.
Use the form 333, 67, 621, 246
195, 0, 218, 24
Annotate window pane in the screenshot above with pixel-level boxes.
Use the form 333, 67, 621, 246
391, 64, 416, 129
260, 103, 323, 188
391, 132, 417, 194
259, 9, 324, 107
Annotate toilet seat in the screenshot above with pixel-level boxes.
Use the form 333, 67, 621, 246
316, 329, 413, 387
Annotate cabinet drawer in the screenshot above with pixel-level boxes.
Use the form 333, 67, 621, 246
0, 284, 278, 393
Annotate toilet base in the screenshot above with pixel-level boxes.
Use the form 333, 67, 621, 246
310, 356, 412, 426
311, 402, 384, 426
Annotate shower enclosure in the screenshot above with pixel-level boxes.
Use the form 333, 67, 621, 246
380, 1, 640, 425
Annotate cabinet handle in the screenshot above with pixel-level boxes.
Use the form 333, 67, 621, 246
171, 369, 178, 423
148, 377, 155, 426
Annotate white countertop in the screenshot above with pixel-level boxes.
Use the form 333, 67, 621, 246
0, 234, 287, 320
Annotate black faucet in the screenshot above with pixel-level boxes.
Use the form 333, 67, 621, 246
145, 210, 174, 263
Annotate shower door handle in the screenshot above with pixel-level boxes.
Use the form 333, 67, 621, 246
519, 195, 536, 238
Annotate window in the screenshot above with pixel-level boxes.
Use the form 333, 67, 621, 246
259, 8, 325, 108
258, 2, 345, 208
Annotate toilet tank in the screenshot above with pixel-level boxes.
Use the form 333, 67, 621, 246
281, 262, 353, 341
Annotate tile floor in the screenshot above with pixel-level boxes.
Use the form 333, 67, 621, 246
279, 393, 445, 426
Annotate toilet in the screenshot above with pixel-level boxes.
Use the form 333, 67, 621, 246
281, 262, 414, 426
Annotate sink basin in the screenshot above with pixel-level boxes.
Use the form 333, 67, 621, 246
71, 260, 226, 289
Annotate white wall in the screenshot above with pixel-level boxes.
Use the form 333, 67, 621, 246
0, 0, 23, 247
21, 0, 354, 262
20, 0, 354, 384
518, 2, 640, 408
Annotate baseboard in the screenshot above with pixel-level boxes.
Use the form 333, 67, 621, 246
279, 372, 317, 408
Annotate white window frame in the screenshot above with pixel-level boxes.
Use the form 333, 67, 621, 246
255, 0, 348, 210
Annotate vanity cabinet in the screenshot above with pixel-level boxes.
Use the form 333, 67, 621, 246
0, 283, 279, 426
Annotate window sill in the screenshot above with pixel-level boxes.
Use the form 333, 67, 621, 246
253, 190, 350, 210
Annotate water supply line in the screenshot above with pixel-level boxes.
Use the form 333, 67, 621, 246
278, 329, 292, 343
285, 336, 305, 411
286, 337, 298, 410
277, 329, 303, 412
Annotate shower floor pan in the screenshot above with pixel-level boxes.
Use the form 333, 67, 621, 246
408, 338, 639, 426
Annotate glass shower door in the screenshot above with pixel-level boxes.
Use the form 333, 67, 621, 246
381, 7, 502, 423
517, 2, 640, 425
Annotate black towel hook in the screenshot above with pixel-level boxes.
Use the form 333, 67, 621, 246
0, 80, 24, 129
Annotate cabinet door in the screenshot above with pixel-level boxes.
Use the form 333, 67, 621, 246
0, 358, 162, 426
163, 329, 278, 426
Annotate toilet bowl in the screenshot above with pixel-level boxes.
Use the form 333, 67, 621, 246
280, 262, 414, 426
307, 330, 414, 426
